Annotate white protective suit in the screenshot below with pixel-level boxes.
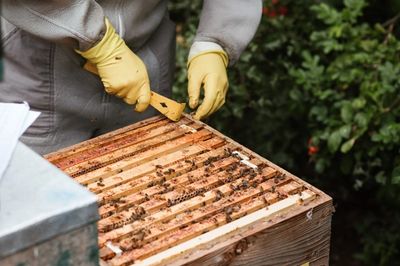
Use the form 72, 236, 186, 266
0, 0, 262, 154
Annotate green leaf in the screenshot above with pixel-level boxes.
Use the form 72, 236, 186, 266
328, 130, 342, 153
392, 175, 400, 185
339, 124, 352, 138
310, 106, 328, 122
341, 138, 356, 153
344, 0, 366, 11
329, 25, 343, 38
354, 112, 369, 128
311, 3, 342, 25
391, 166, 400, 184
375, 171, 387, 185
343, 0, 366, 20
341, 103, 353, 123
371, 132, 381, 142
374, 23, 386, 34
315, 158, 327, 174
352, 98, 366, 109
353, 179, 363, 190
289, 89, 302, 101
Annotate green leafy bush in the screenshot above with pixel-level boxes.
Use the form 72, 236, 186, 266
289, 1, 400, 264
169, 0, 400, 264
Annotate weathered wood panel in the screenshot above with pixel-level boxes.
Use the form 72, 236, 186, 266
186, 200, 332, 266
0, 223, 99, 266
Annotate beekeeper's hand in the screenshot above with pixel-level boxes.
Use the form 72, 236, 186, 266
76, 18, 150, 112
187, 46, 229, 120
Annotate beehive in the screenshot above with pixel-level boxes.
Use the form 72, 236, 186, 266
45, 115, 333, 266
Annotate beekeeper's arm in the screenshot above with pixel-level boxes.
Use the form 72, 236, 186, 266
187, 0, 262, 120
2, 0, 150, 111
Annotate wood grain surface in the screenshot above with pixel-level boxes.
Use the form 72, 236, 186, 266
46, 115, 333, 266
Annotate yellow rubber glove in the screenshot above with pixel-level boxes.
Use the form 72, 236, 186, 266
187, 51, 229, 120
76, 18, 150, 112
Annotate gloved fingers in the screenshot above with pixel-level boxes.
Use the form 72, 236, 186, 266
211, 82, 229, 114
207, 79, 228, 116
193, 77, 219, 120
83, 61, 99, 75
109, 74, 144, 98
134, 83, 151, 112
205, 91, 222, 118
115, 85, 133, 99
123, 88, 139, 105
199, 74, 228, 118
208, 91, 225, 117
214, 97, 226, 115
104, 85, 116, 95
114, 86, 126, 97
187, 73, 203, 109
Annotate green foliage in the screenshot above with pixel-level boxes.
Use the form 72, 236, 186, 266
291, 0, 400, 182
169, 0, 400, 264
288, 2, 400, 264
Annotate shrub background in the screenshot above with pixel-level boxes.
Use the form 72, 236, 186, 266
169, 0, 400, 265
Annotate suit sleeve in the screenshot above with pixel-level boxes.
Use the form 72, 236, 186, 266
194, 0, 262, 65
1, 0, 106, 51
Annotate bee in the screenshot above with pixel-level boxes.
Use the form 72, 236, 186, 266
233, 204, 241, 212
277, 192, 286, 200
241, 180, 249, 189
224, 147, 232, 157
156, 171, 163, 177
167, 199, 173, 207
136, 206, 146, 216
262, 196, 269, 205
144, 193, 150, 201
136, 230, 146, 241
159, 177, 166, 184
224, 206, 233, 215
249, 172, 257, 180
225, 214, 233, 223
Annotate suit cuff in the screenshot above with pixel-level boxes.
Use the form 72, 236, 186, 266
188, 41, 226, 61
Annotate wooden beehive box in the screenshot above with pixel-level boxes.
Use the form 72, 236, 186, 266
45, 115, 333, 266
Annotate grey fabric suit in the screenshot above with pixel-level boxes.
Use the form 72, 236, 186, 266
0, 0, 262, 155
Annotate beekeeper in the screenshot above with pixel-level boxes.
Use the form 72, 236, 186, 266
0, 1, 262, 155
